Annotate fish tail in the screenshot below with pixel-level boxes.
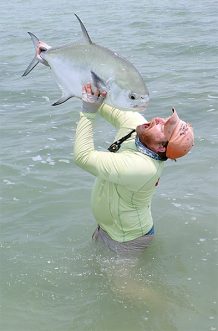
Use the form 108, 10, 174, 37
22, 56, 39, 77
22, 32, 40, 76
22, 32, 50, 77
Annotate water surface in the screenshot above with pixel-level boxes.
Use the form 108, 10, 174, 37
1, 1, 218, 330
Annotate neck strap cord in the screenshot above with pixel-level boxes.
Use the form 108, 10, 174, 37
108, 129, 136, 153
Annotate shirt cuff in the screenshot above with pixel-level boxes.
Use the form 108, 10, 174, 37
80, 111, 97, 120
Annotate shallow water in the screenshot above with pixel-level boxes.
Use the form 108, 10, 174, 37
1, 1, 218, 330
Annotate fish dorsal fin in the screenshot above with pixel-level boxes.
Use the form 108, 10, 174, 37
74, 13, 92, 44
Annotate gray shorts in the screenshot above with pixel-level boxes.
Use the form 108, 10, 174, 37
92, 226, 154, 255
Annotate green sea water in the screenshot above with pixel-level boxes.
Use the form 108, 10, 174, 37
1, 1, 218, 330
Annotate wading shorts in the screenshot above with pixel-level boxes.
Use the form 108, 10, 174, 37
92, 226, 154, 254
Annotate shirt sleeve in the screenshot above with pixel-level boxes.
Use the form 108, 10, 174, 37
98, 103, 146, 129
74, 112, 156, 190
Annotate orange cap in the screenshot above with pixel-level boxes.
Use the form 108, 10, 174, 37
164, 109, 194, 159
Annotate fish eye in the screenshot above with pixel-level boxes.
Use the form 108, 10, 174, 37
129, 92, 137, 100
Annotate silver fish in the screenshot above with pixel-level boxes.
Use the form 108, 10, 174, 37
22, 14, 149, 110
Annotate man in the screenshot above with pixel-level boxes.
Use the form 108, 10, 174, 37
74, 83, 194, 254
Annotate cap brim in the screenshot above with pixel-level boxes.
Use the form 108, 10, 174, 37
164, 109, 180, 140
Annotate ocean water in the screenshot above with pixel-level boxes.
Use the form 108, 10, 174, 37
1, 1, 218, 330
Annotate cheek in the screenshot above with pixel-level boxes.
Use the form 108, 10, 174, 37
136, 125, 142, 134
152, 126, 165, 141
141, 127, 151, 140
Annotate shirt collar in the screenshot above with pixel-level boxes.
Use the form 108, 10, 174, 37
135, 136, 167, 161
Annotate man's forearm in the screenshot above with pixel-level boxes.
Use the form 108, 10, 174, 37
99, 103, 146, 130
98, 103, 125, 128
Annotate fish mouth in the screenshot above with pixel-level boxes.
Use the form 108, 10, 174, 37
133, 98, 149, 111
133, 103, 149, 111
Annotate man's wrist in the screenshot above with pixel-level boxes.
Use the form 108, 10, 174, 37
80, 111, 97, 120
82, 99, 100, 113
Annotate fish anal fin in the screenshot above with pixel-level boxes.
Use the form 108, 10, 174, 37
52, 94, 74, 106
74, 13, 92, 45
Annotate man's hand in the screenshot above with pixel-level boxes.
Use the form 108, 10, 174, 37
82, 83, 107, 113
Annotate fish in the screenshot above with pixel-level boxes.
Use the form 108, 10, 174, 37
22, 14, 149, 110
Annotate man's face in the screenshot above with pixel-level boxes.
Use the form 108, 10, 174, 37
136, 117, 168, 153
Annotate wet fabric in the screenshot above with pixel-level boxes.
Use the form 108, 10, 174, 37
92, 225, 154, 254
74, 104, 165, 242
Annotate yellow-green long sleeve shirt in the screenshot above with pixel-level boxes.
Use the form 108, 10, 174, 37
74, 104, 164, 242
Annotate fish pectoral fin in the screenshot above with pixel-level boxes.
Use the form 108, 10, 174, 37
52, 94, 74, 106
91, 71, 107, 90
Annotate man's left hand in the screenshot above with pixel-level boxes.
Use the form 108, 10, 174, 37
82, 83, 107, 113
